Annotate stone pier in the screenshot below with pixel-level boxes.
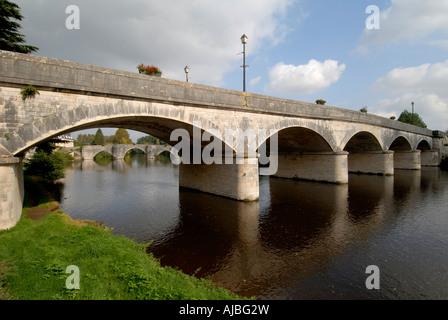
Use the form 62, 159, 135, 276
348, 151, 394, 175
421, 150, 440, 167
179, 157, 259, 201
394, 150, 421, 170
273, 152, 349, 184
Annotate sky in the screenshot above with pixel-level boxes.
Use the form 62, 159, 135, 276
13, 0, 448, 141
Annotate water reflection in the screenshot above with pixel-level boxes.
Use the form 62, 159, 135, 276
148, 190, 259, 277
59, 157, 448, 299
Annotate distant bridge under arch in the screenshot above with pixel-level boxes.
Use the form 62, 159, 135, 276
80, 144, 172, 160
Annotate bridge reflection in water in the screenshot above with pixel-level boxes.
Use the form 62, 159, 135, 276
60, 157, 448, 299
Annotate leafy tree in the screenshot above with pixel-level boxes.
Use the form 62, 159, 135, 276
112, 128, 133, 144
137, 135, 166, 145
397, 110, 427, 128
24, 150, 65, 182
92, 129, 105, 145
0, 0, 38, 53
104, 135, 114, 145
24, 141, 73, 183
75, 133, 94, 146
137, 135, 157, 145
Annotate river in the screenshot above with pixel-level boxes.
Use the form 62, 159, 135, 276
58, 154, 448, 299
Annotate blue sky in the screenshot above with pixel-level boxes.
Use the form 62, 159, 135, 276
14, 0, 448, 140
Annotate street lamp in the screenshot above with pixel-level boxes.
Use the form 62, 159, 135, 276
241, 34, 248, 92
411, 101, 414, 125
184, 66, 189, 82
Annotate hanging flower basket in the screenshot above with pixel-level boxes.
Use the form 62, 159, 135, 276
137, 64, 162, 77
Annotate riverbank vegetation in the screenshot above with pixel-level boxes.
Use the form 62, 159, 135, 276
75, 128, 134, 146
0, 186, 244, 300
24, 142, 74, 183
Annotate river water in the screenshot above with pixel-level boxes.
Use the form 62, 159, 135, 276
58, 155, 448, 300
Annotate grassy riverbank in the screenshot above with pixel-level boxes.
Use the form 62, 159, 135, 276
0, 195, 244, 300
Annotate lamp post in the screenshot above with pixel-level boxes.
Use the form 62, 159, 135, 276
184, 66, 189, 82
241, 34, 248, 92
411, 101, 414, 125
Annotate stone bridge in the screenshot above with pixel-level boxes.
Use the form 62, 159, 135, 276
80, 144, 172, 160
0, 50, 445, 230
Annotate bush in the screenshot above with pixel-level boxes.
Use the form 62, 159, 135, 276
21, 85, 40, 101
24, 150, 72, 183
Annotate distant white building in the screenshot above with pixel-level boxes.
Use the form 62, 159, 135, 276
24, 135, 75, 160
54, 135, 74, 148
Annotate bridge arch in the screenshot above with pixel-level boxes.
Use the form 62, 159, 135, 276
80, 145, 113, 161
119, 145, 147, 159
343, 131, 383, 153
155, 148, 173, 157
343, 131, 392, 175
5, 102, 235, 157
93, 150, 113, 159
388, 136, 413, 151
256, 123, 347, 184
416, 139, 432, 151
256, 120, 337, 153
72, 150, 81, 157
388, 136, 422, 170
125, 146, 147, 154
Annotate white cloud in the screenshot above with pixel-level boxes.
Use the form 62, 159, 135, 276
249, 76, 262, 86
267, 59, 346, 94
372, 60, 448, 95
375, 93, 448, 130
358, 0, 448, 52
371, 60, 448, 130
16, 0, 296, 86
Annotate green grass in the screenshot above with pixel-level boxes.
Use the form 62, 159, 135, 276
0, 207, 245, 300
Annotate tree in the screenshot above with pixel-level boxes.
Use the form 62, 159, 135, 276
137, 135, 166, 145
92, 129, 105, 145
24, 141, 73, 183
0, 0, 38, 53
397, 110, 427, 128
24, 150, 65, 182
75, 133, 94, 146
112, 128, 133, 144
360, 106, 368, 113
